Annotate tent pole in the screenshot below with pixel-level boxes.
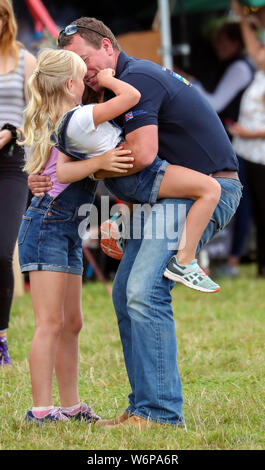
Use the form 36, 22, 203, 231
177, 0, 190, 68
158, 0, 173, 69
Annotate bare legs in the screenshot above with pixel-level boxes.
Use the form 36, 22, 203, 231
29, 271, 82, 407
158, 165, 221, 265
55, 274, 83, 407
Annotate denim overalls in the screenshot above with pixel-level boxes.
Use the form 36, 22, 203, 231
18, 109, 97, 275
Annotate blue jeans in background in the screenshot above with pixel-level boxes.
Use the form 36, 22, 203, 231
112, 177, 242, 425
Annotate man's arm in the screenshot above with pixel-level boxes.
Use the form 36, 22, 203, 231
94, 124, 158, 179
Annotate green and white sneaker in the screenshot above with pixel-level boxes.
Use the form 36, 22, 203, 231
164, 256, 220, 293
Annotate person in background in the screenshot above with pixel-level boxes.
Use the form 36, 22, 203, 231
0, 0, 35, 365
232, 0, 265, 68
230, 0, 265, 277
192, 20, 255, 277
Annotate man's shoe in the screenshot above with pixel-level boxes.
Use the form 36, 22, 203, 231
100, 212, 125, 260
110, 415, 185, 429
164, 256, 220, 293
95, 411, 129, 427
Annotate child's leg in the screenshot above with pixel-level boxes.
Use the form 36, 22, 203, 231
55, 273, 82, 408
158, 165, 221, 265
55, 273, 100, 422
100, 202, 132, 260
29, 271, 67, 407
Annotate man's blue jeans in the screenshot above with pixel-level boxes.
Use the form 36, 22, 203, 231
112, 177, 242, 425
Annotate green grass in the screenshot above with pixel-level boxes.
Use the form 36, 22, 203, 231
0, 265, 264, 450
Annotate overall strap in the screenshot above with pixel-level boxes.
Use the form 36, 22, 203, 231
53, 107, 88, 160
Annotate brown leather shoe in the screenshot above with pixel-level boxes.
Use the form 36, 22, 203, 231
117, 415, 152, 429
95, 411, 129, 427
114, 415, 185, 429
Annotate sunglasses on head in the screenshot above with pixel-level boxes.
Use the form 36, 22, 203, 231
57, 24, 110, 45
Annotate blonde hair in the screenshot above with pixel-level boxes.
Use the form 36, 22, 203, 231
0, 0, 24, 72
22, 48, 86, 174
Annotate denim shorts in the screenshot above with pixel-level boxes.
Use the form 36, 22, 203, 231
18, 194, 84, 275
104, 155, 170, 204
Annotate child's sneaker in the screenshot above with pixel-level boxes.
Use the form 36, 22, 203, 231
164, 256, 220, 293
100, 212, 125, 260
25, 407, 69, 424
0, 337, 12, 366
61, 402, 101, 423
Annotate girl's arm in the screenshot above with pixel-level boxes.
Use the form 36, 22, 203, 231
56, 147, 134, 184
92, 69, 141, 127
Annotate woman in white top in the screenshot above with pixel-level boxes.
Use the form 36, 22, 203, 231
229, 47, 265, 277
192, 20, 254, 277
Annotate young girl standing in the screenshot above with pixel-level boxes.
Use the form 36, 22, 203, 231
18, 49, 136, 423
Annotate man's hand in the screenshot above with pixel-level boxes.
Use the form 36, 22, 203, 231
28, 173, 53, 197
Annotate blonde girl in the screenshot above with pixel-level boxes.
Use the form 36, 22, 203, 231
18, 48, 136, 423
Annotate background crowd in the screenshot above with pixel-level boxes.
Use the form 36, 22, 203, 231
1, 0, 265, 366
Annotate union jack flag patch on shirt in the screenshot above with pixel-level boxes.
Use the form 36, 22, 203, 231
125, 112, 133, 121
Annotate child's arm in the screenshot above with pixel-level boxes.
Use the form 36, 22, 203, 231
56, 147, 134, 184
92, 69, 141, 127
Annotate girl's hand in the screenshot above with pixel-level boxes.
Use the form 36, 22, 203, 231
97, 68, 115, 87
0, 129, 12, 150
99, 146, 134, 173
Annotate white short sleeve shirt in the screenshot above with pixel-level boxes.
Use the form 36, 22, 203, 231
66, 104, 123, 158
233, 70, 265, 165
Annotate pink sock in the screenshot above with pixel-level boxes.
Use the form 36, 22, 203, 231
32, 406, 54, 418
61, 403, 81, 416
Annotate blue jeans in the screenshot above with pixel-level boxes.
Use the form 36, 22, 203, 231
112, 177, 242, 425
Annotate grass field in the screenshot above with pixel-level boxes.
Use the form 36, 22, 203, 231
0, 265, 264, 450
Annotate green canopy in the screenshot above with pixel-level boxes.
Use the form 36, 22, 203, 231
173, 0, 265, 14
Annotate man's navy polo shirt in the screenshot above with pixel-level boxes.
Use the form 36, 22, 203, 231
115, 51, 238, 175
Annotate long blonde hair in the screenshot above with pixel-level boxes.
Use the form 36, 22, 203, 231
22, 48, 87, 174
0, 0, 24, 72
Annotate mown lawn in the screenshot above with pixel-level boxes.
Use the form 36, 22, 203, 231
0, 266, 264, 450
